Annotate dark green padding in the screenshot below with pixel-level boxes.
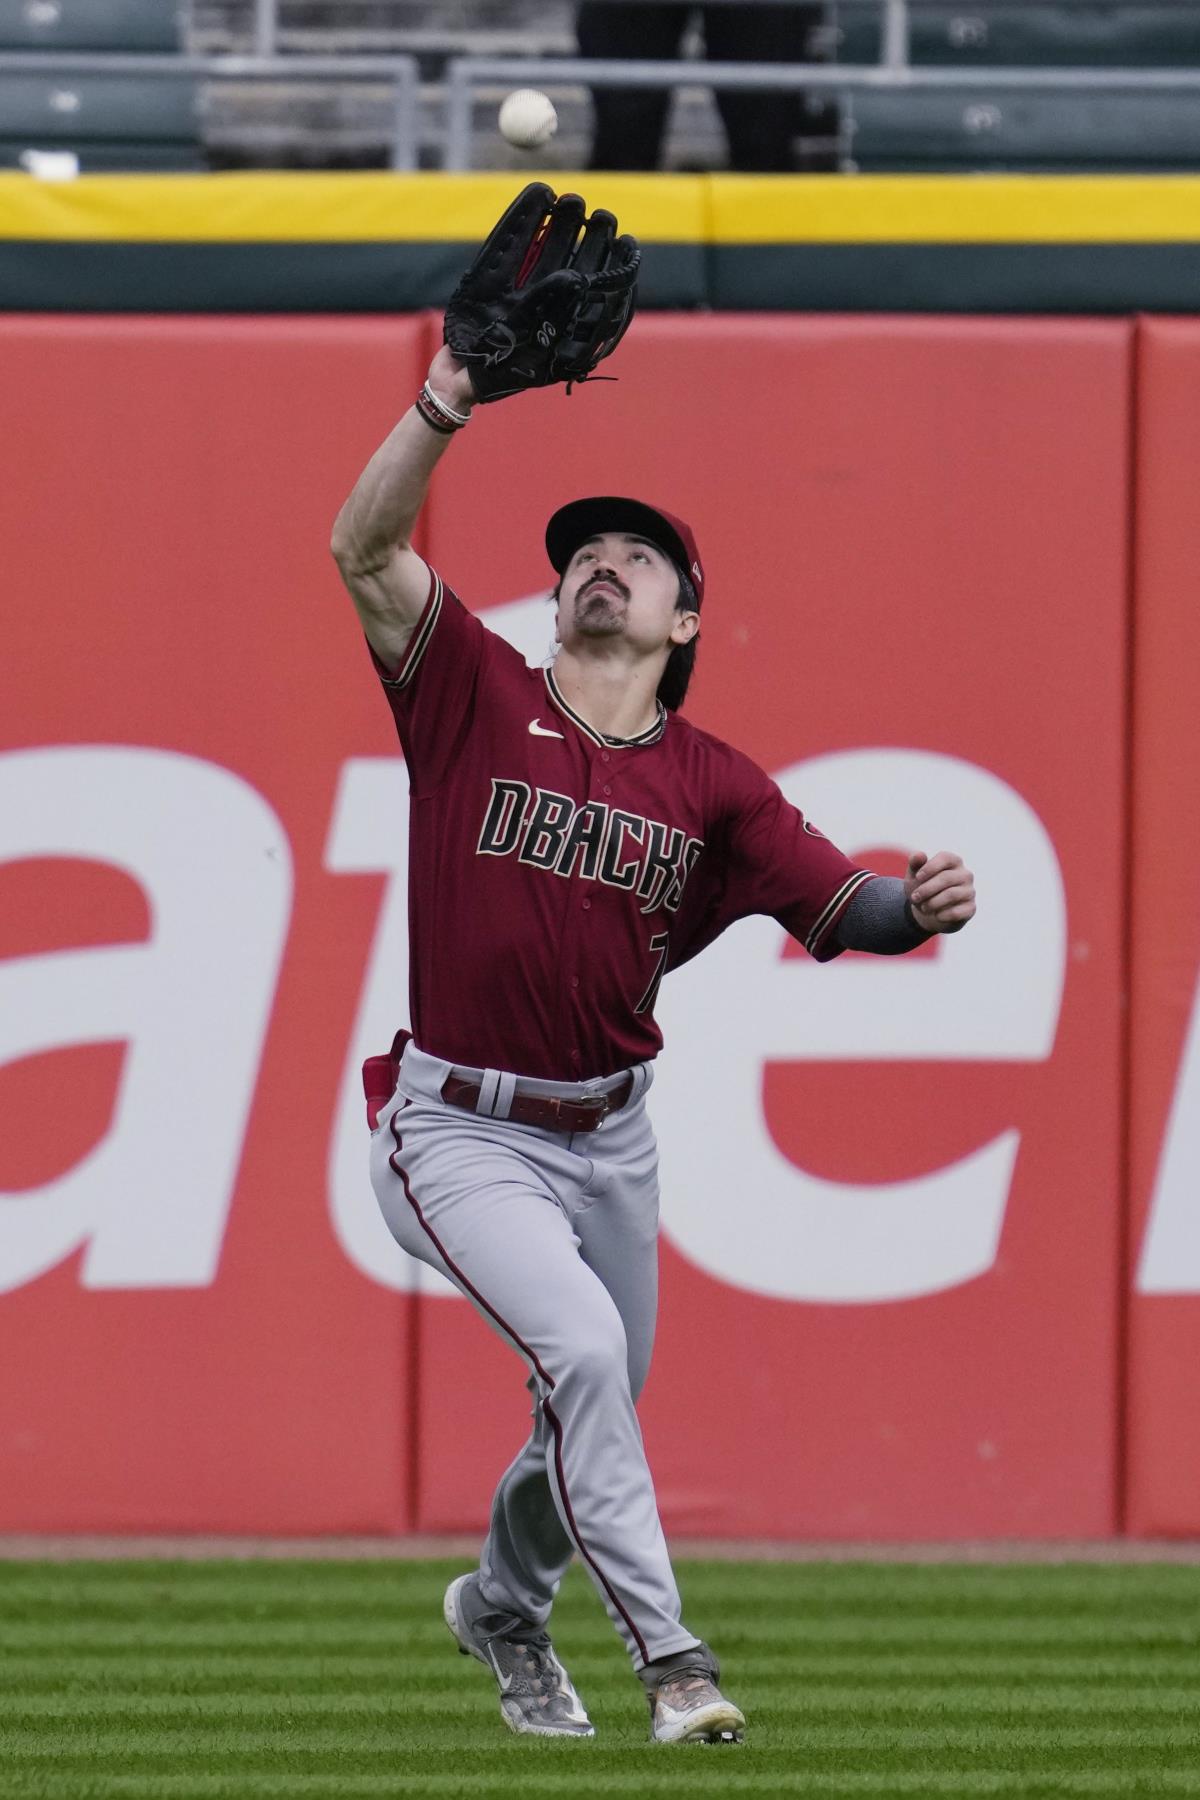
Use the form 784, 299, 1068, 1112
2, 239, 1198, 317
0, 239, 705, 314
847, 91, 1200, 170
0, 0, 181, 51
709, 241, 1200, 313
834, 4, 1200, 66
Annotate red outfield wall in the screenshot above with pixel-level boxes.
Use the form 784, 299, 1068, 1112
1126, 320, 1200, 1536
0, 309, 1185, 1538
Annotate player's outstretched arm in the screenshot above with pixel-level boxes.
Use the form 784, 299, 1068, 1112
330, 346, 474, 670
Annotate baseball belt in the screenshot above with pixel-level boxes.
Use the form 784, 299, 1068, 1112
362, 1030, 634, 1134
440, 1072, 634, 1134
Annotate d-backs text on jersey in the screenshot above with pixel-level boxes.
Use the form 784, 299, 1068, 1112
477, 779, 703, 915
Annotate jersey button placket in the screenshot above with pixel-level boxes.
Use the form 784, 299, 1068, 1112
575, 743, 604, 1067
554, 784, 587, 1066
591, 743, 614, 802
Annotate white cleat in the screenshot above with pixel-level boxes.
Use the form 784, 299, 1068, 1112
647, 1663, 746, 1745
443, 1573, 595, 1738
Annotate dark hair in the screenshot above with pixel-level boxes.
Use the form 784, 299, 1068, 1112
657, 569, 699, 712
549, 567, 701, 714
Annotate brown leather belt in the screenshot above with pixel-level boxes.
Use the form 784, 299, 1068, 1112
441, 1072, 634, 1134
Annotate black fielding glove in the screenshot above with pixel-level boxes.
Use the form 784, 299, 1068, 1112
444, 182, 640, 403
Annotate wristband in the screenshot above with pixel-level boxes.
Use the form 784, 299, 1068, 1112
416, 381, 471, 434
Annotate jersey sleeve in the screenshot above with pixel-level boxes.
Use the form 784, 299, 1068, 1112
673, 751, 876, 968
368, 564, 487, 795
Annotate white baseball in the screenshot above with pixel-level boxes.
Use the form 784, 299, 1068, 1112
498, 89, 558, 151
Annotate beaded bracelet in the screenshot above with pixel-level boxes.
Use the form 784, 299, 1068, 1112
415, 381, 472, 434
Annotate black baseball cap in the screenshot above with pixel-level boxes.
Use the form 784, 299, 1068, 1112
545, 496, 705, 608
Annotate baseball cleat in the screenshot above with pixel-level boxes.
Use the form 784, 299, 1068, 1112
644, 1651, 746, 1745
443, 1572, 595, 1738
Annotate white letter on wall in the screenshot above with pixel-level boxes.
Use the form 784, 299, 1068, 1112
1138, 970, 1200, 1293
0, 746, 292, 1292
653, 749, 1065, 1303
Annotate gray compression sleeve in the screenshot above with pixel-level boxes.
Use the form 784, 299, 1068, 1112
834, 875, 932, 955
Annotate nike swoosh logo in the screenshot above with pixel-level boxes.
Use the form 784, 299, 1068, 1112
529, 720, 565, 739
486, 1646, 515, 1692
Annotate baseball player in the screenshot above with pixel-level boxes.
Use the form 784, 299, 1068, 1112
331, 187, 976, 1746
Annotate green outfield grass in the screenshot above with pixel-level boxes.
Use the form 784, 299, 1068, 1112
2, 1558, 1200, 1799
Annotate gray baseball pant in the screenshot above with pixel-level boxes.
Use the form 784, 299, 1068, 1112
369, 1041, 701, 1669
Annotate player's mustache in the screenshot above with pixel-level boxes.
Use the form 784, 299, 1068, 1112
579, 571, 630, 603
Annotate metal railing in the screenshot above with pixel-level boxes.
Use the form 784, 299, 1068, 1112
442, 0, 1200, 170
6, 0, 1200, 173
0, 49, 420, 171
253, 0, 279, 59
242, 0, 912, 68
443, 55, 1200, 171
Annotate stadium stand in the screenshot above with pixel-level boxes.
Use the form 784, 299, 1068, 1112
847, 90, 1200, 174
196, 0, 452, 167
0, 0, 202, 171
832, 3, 1200, 66
192, 1, 742, 171
0, 0, 183, 49
3, 2, 1200, 174
835, 4, 1200, 172
198, 1, 841, 170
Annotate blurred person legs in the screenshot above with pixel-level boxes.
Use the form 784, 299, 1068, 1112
577, 3, 691, 170
704, 3, 828, 171
578, 2, 831, 172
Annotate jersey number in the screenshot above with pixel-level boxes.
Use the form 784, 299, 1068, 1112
634, 932, 670, 1015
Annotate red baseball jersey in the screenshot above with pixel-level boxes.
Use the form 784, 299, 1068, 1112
371, 567, 875, 1081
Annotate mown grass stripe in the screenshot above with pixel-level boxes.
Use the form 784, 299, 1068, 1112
4, 1685, 1192, 1719
14, 1742, 1200, 1762
8, 1773, 1200, 1796
8, 1726, 1200, 1754
6, 1619, 1198, 1650
8, 1688, 1200, 1720
6, 1558, 1200, 1601
3, 1646, 1195, 1670
9, 1584, 1200, 1612
3, 1561, 1200, 1800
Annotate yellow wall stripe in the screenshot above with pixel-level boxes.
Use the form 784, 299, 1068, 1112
713, 174, 1200, 243
2, 170, 1200, 246
0, 171, 705, 244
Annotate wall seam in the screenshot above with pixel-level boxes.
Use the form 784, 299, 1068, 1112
1114, 313, 1142, 1539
